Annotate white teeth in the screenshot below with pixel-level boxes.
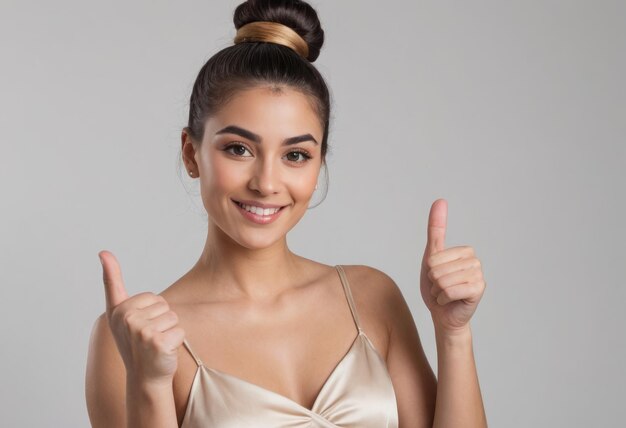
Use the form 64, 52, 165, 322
238, 202, 280, 215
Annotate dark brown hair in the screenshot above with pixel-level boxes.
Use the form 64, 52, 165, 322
181, 0, 333, 205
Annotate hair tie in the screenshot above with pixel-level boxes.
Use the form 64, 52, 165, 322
234, 21, 309, 60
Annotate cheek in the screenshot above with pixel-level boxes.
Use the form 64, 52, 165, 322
204, 155, 246, 190
198, 156, 246, 216
288, 173, 317, 200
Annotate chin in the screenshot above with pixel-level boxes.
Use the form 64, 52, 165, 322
236, 234, 284, 250
210, 202, 304, 248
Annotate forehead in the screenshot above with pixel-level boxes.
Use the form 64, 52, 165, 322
206, 86, 322, 140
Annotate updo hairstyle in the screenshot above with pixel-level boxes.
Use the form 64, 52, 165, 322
181, 0, 332, 205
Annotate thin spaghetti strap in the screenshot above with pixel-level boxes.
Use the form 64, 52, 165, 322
182, 338, 203, 367
334, 265, 363, 333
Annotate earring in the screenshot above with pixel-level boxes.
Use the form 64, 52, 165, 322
189, 171, 194, 177
315, 183, 318, 190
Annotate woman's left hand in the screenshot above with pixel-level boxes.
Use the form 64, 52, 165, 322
419, 199, 487, 334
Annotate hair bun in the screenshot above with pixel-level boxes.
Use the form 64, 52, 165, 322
233, 0, 325, 62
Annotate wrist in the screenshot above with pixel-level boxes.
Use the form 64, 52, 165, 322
127, 372, 174, 392
125, 373, 177, 428
126, 376, 174, 412
433, 322, 473, 345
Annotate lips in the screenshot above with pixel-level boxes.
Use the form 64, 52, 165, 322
231, 199, 286, 224
231, 198, 287, 209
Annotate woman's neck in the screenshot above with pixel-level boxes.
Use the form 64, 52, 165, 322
187, 223, 305, 301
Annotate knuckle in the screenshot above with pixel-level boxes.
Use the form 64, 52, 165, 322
442, 287, 454, 300
136, 291, 154, 300
141, 291, 162, 304
437, 293, 447, 305
139, 325, 153, 342
109, 306, 121, 323
153, 298, 169, 311
122, 310, 136, 328
133, 291, 158, 304
430, 286, 438, 297
141, 291, 155, 297
170, 327, 186, 344
461, 245, 474, 256
152, 334, 165, 349
426, 256, 436, 268
150, 300, 167, 312
470, 284, 481, 296
152, 300, 167, 310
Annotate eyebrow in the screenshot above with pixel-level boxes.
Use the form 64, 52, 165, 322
215, 125, 318, 145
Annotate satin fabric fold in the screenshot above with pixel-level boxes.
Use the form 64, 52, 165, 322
180, 265, 399, 427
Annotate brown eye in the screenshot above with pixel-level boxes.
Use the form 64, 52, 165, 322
223, 143, 252, 157
285, 150, 312, 163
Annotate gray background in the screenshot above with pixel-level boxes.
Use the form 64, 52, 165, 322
1, 0, 624, 426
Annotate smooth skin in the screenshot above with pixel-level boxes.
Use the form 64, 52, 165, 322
85, 85, 486, 427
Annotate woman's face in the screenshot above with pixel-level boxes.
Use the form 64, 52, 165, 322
187, 85, 324, 250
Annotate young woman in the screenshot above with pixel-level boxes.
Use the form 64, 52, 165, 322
85, 1, 487, 427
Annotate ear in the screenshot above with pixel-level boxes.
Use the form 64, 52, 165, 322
181, 128, 199, 171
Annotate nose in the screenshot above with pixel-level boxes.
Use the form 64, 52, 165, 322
248, 156, 281, 195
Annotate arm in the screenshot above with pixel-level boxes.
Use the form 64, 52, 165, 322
420, 199, 488, 427
88, 250, 187, 427
432, 323, 487, 428
384, 273, 437, 427
383, 272, 487, 428
386, 198, 488, 427
85, 313, 179, 428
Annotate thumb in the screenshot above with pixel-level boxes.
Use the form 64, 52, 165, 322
99, 250, 129, 316
425, 198, 448, 256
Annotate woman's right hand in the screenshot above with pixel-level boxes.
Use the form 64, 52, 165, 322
99, 250, 185, 385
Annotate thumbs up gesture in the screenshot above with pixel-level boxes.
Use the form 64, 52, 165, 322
99, 250, 185, 384
420, 199, 486, 334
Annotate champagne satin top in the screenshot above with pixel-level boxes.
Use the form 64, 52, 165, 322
180, 265, 399, 427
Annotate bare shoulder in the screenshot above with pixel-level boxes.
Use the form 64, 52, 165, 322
85, 312, 127, 428
344, 265, 437, 427
339, 264, 407, 319
337, 264, 408, 356
340, 264, 436, 426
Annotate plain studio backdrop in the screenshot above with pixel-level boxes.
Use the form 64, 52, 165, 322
1, 0, 624, 426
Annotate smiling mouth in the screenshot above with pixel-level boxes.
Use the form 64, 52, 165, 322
232, 199, 287, 216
